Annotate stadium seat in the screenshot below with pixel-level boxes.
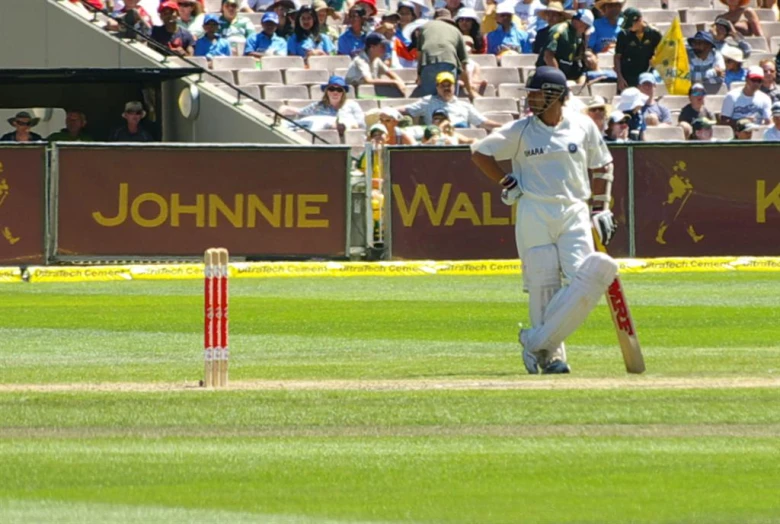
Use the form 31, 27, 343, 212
168, 56, 209, 70
643, 126, 686, 141
457, 128, 488, 140
771, 36, 780, 53
482, 111, 516, 124
624, 0, 663, 9
497, 83, 525, 99
704, 95, 725, 112
474, 97, 519, 113
752, 126, 770, 140
284, 68, 330, 85
679, 22, 698, 38
355, 99, 379, 111
745, 52, 775, 67
499, 54, 538, 68
307, 55, 352, 73
236, 69, 283, 86
667, 0, 714, 9
765, 22, 780, 39
203, 69, 235, 84
590, 83, 617, 99
743, 36, 769, 52
379, 99, 416, 108
204, 0, 221, 12
344, 128, 368, 147
755, 8, 777, 22
469, 55, 498, 67
246, 99, 283, 114
731, 81, 745, 91
642, 9, 679, 24
657, 95, 689, 111
260, 56, 305, 70
216, 84, 261, 101
264, 85, 309, 100
392, 68, 418, 82
284, 98, 314, 109
211, 56, 256, 71
597, 53, 615, 69
357, 84, 406, 98
712, 125, 735, 140
654, 22, 671, 34
684, 9, 722, 24
480, 67, 521, 86
243, 13, 264, 24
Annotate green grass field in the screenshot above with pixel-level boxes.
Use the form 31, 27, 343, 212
1, 272, 780, 523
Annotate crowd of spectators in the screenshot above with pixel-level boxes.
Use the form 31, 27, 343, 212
26, 0, 780, 146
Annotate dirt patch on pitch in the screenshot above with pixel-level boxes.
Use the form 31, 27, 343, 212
1, 377, 779, 393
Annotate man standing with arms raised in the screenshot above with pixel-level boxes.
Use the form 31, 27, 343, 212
470, 67, 619, 374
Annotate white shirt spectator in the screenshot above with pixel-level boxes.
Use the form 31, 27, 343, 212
298, 99, 366, 129
404, 95, 487, 127
763, 126, 780, 140
721, 88, 772, 124
345, 52, 393, 85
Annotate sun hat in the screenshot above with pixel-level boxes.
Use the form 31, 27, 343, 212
455, 7, 480, 22
572, 9, 594, 27
721, 44, 744, 63
585, 95, 612, 114
321, 75, 350, 93
537, 1, 572, 18
735, 118, 759, 132
617, 87, 648, 111
687, 30, 716, 48
368, 123, 388, 136
7, 111, 40, 127
638, 72, 657, 85
123, 101, 145, 113
692, 117, 715, 130
496, 2, 516, 15
379, 107, 402, 121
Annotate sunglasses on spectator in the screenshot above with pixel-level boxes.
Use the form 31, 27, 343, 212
588, 107, 606, 112
15, 120, 32, 126
326, 87, 345, 93
691, 90, 706, 96
179, 2, 195, 6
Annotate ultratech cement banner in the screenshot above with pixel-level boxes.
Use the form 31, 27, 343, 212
632, 145, 780, 257
55, 145, 350, 258
388, 147, 630, 260
0, 146, 46, 265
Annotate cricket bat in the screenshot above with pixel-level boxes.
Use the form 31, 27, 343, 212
593, 232, 645, 374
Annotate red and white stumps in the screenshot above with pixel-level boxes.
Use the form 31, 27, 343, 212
204, 248, 229, 388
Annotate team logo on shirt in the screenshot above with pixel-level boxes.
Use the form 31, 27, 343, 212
568, 143, 578, 153
524, 147, 545, 158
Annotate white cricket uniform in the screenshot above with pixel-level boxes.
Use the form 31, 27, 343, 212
472, 112, 612, 281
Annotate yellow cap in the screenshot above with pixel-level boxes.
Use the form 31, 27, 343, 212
435, 71, 456, 85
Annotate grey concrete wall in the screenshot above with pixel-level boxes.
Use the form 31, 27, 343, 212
0, 0, 305, 145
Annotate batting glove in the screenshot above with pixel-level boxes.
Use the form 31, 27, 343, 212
500, 174, 523, 206
591, 209, 617, 246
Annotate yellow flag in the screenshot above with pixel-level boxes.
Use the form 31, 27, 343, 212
651, 17, 691, 95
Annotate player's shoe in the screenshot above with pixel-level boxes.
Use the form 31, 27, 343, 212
518, 325, 539, 374
542, 359, 571, 375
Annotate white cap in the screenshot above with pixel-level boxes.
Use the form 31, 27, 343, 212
378, 107, 402, 121
455, 7, 480, 22
368, 123, 388, 135
721, 44, 744, 63
617, 87, 648, 111
496, 1, 517, 15
573, 9, 594, 27
609, 110, 629, 123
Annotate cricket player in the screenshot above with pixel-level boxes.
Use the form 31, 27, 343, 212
471, 66, 618, 374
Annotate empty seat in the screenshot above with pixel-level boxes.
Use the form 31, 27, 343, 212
203, 69, 235, 84
712, 125, 735, 140
642, 9, 679, 24
497, 83, 525, 100
285, 68, 330, 85
654, 22, 671, 34
679, 22, 698, 38
704, 94, 725, 112
590, 83, 617, 99
243, 12, 264, 24
246, 99, 284, 115
355, 99, 379, 111
469, 54, 498, 67
755, 8, 777, 21
643, 126, 686, 141
668, 0, 714, 9
211, 56, 257, 71
479, 67, 521, 85
314, 130, 342, 144
167, 56, 209, 70
684, 9, 722, 24
204, 0, 221, 12
264, 85, 310, 100
344, 128, 368, 146
657, 95, 690, 111
379, 98, 416, 108
771, 36, 780, 53
285, 98, 314, 109
461, 84, 496, 97
624, 0, 663, 9
392, 68, 418, 82
744, 36, 770, 51
764, 22, 780, 38
307, 55, 352, 72
730, 81, 745, 91
237, 69, 283, 86
499, 54, 538, 68
260, 56, 305, 70
745, 51, 775, 67
357, 84, 406, 98
457, 128, 488, 140
482, 111, 516, 124
752, 126, 770, 140
216, 84, 262, 101
597, 53, 615, 69
474, 97, 519, 113
334, 67, 348, 78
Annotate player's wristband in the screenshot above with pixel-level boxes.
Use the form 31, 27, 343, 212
500, 175, 517, 190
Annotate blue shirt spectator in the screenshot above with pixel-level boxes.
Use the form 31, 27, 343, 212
725, 67, 747, 88
487, 4, 531, 55
288, 33, 335, 56
245, 12, 288, 57
288, 6, 335, 59
194, 15, 232, 58
588, 15, 622, 53
338, 28, 367, 57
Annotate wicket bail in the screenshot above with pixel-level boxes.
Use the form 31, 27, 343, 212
204, 247, 229, 388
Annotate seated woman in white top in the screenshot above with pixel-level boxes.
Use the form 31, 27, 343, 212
281, 76, 365, 131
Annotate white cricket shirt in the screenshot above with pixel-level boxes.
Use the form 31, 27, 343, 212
472, 112, 612, 204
